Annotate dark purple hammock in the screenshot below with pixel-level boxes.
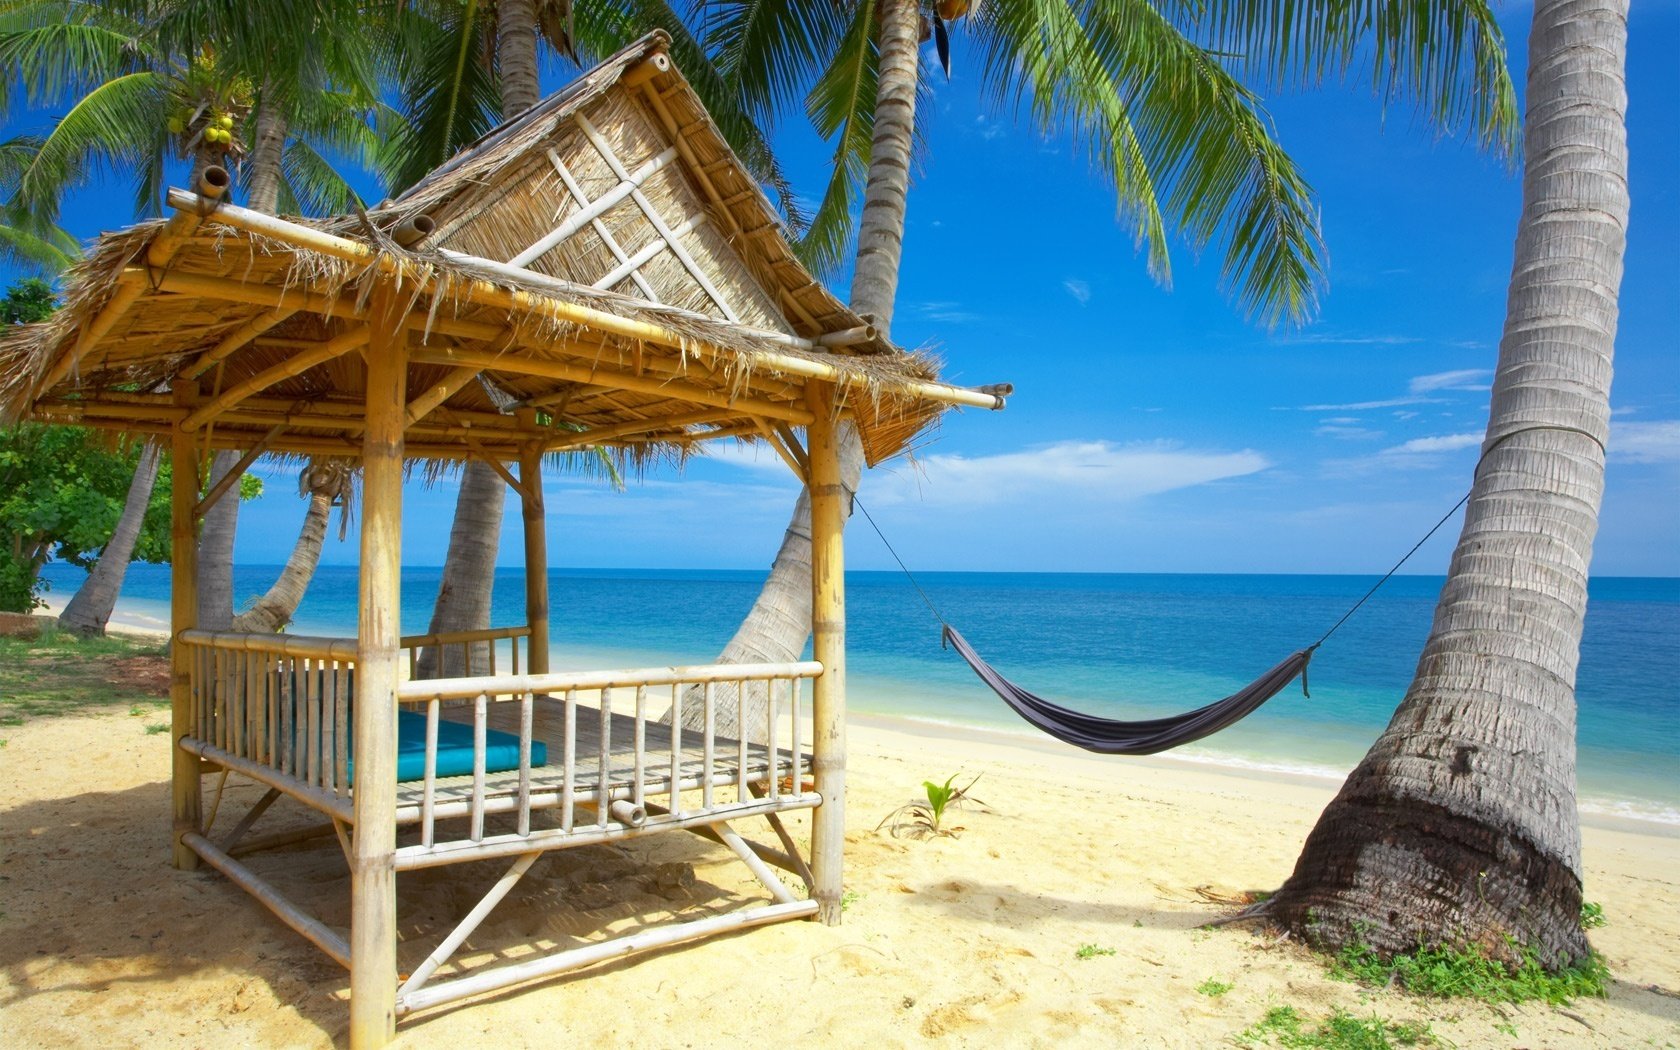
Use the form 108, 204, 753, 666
941, 625, 1315, 756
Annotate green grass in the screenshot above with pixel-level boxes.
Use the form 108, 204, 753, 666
144, 722, 170, 735
1198, 977, 1235, 997
1237, 1007, 1442, 1049
1075, 943, 1117, 960
1580, 901, 1607, 929
1331, 933, 1609, 1005
0, 632, 170, 725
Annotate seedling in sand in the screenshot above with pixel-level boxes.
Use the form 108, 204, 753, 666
1197, 977, 1233, 997
1075, 943, 1116, 960
1580, 901, 1607, 929
1237, 1006, 1440, 1049
875, 773, 991, 839
145, 722, 170, 735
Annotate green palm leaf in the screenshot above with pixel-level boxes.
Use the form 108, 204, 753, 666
796, 0, 876, 275
10, 69, 170, 223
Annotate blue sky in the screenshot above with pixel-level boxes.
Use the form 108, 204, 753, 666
10, 4, 1679, 576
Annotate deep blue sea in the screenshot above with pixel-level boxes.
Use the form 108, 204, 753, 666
38, 564, 1680, 825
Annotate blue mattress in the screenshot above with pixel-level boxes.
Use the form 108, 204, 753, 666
337, 709, 547, 782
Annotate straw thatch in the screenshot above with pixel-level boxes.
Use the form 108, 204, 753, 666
0, 33, 1001, 468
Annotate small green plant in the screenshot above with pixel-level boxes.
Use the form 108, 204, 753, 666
1075, 943, 1116, 960
875, 773, 991, 839
1237, 1006, 1440, 1049
1494, 1020, 1518, 1038
129, 705, 145, 716
1331, 932, 1609, 1005
841, 889, 861, 912
144, 722, 170, 735
1580, 901, 1607, 929
1197, 977, 1234, 997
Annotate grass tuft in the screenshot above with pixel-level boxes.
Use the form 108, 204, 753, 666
1075, 943, 1117, 960
1237, 1006, 1441, 1049
1198, 977, 1234, 997
1330, 932, 1608, 1005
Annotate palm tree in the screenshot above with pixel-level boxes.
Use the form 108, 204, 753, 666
1256, 0, 1630, 968
230, 459, 354, 633
692, 0, 1518, 737
0, 0, 382, 629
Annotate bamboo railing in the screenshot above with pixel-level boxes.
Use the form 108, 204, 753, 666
392, 661, 822, 869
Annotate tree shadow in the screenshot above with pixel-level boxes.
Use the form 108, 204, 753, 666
0, 775, 796, 1046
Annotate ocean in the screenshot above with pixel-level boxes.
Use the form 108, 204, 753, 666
37, 563, 1680, 826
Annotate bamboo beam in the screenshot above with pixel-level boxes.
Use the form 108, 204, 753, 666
756, 422, 808, 484
404, 366, 479, 427
507, 146, 679, 268
546, 149, 659, 301
162, 191, 1008, 411
407, 345, 814, 425
593, 213, 706, 291
180, 327, 371, 432
517, 412, 550, 677
169, 381, 202, 871
395, 659, 821, 704
542, 408, 729, 451
349, 284, 405, 1049
183, 832, 351, 969
806, 381, 847, 926
193, 424, 285, 518
574, 114, 739, 323
395, 900, 816, 1015
186, 308, 298, 380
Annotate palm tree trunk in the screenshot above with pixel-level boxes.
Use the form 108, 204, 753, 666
1261, 0, 1628, 967
229, 467, 340, 634
415, 462, 507, 677
689, 0, 922, 738
58, 443, 162, 635
245, 97, 288, 215
498, 0, 542, 115
415, 6, 542, 674
196, 449, 241, 629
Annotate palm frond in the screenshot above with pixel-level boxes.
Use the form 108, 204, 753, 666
1172, 0, 1519, 154
976, 0, 1322, 324
281, 138, 365, 216
383, 0, 501, 194
702, 0, 849, 131
0, 210, 78, 272
0, 15, 154, 111
795, 0, 876, 276
10, 69, 170, 225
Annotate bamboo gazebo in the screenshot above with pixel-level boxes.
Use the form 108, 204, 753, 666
0, 33, 1006, 1047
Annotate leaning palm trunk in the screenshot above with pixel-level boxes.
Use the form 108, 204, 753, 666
685, 0, 922, 738
230, 460, 349, 633
58, 443, 162, 635
1260, 0, 1627, 967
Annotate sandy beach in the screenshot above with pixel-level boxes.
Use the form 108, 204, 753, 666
2, 603, 1676, 1049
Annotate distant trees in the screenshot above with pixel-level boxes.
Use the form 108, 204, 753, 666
1260, 0, 1630, 970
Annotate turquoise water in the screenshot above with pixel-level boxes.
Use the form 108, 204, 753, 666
38, 564, 1679, 824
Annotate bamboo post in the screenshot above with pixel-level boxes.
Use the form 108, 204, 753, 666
806, 381, 847, 925
516, 411, 550, 676
170, 381, 202, 870
349, 282, 407, 1049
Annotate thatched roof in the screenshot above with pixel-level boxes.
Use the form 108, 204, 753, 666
0, 33, 1004, 469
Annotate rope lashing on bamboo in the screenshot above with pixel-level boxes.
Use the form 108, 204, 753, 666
854, 420, 1605, 756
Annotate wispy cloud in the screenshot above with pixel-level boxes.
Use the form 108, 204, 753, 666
1304, 396, 1441, 411
1611, 420, 1680, 464
1281, 331, 1423, 347
1062, 279, 1091, 305
973, 115, 1006, 141
915, 300, 980, 324
1381, 433, 1481, 456
870, 440, 1269, 509
1410, 369, 1492, 394
1316, 424, 1385, 441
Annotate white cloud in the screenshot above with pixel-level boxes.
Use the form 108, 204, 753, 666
1062, 279, 1091, 305
1316, 425, 1384, 441
1304, 396, 1440, 411
1410, 369, 1492, 394
870, 440, 1269, 509
1381, 433, 1482, 456
1611, 420, 1680, 464
916, 300, 980, 324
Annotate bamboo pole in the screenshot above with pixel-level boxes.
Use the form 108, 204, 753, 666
404, 366, 479, 427
806, 381, 848, 925
186, 308, 298, 379
394, 660, 821, 703
170, 381, 203, 870
406, 346, 814, 425
517, 412, 551, 676
180, 327, 371, 431
183, 832, 352, 969
349, 283, 406, 1049
506, 147, 679, 268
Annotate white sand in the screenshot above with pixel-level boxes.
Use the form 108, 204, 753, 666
2, 693, 1675, 1048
